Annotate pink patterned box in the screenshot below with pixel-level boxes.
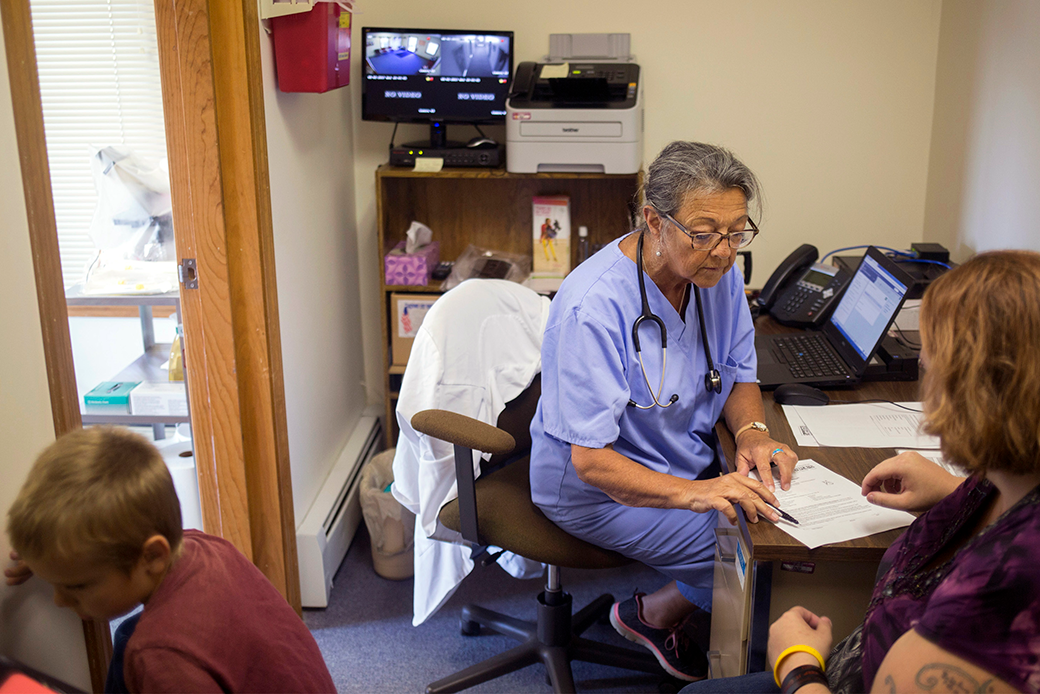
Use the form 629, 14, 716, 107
384, 241, 440, 286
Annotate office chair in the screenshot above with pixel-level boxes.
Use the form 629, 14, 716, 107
411, 378, 663, 694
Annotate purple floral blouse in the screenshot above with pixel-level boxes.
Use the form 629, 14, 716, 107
860, 475, 1040, 692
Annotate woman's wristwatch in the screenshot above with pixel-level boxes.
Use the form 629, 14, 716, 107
734, 421, 769, 441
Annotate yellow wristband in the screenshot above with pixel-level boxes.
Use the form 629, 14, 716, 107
773, 644, 825, 687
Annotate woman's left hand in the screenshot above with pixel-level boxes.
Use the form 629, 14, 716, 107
735, 430, 797, 491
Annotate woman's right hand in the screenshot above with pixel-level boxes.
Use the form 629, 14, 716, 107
687, 472, 780, 524
861, 451, 964, 513
4, 550, 34, 586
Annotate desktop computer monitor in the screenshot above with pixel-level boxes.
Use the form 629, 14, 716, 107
361, 27, 513, 149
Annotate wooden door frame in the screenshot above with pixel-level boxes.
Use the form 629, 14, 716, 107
2, 0, 298, 689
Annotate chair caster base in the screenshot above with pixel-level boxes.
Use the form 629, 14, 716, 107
428, 593, 662, 694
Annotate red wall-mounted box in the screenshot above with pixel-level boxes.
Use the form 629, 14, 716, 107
271, 3, 351, 93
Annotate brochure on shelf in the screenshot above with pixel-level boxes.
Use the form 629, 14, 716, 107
531, 196, 571, 278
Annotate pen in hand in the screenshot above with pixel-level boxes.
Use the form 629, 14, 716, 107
764, 500, 799, 525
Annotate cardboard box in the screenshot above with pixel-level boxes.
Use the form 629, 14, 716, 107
391, 293, 439, 366
384, 241, 440, 286
83, 381, 139, 414
130, 382, 188, 416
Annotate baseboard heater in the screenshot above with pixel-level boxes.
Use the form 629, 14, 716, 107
297, 412, 384, 608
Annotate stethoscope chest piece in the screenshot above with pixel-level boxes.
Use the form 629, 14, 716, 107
705, 370, 722, 395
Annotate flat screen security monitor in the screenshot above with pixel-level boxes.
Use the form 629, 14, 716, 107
361, 27, 513, 149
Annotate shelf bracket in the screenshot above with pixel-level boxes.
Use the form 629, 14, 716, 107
178, 258, 199, 290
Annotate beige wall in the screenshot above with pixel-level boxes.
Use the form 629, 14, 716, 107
923, 0, 1040, 260
349, 0, 943, 406
0, 25, 91, 691
259, 26, 368, 519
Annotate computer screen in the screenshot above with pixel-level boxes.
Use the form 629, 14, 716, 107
830, 253, 909, 360
361, 28, 513, 127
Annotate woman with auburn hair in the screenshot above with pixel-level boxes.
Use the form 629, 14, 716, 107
682, 250, 1040, 694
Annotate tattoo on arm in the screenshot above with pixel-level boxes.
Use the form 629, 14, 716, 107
885, 674, 896, 694
915, 663, 995, 693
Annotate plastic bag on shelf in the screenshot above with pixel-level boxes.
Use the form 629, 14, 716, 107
83, 146, 177, 295
440, 245, 532, 291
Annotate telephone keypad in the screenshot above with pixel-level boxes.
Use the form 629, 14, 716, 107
773, 272, 849, 326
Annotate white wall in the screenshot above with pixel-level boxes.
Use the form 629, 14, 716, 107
258, 24, 367, 520
349, 0, 943, 406
923, 0, 1040, 259
0, 25, 92, 691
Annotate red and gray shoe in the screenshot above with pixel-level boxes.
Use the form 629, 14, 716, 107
609, 592, 709, 682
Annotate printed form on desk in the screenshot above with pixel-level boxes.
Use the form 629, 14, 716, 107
783, 402, 940, 449
753, 461, 915, 549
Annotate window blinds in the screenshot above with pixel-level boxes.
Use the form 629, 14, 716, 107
30, 0, 169, 289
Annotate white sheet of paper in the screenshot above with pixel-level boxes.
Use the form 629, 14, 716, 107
754, 459, 915, 549
895, 449, 967, 477
539, 62, 569, 78
413, 157, 443, 172
781, 402, 939, 449
783, 406, 820, 447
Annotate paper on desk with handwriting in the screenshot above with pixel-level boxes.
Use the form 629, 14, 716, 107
754, 460, 915, 549
781, 402, 939, 449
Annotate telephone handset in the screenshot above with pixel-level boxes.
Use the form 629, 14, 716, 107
757, 244, 851, 328
508, 61, 539, 100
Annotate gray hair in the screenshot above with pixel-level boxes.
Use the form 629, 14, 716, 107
639, 142, 762, 224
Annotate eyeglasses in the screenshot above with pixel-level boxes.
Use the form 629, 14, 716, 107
661, 211, 759, 251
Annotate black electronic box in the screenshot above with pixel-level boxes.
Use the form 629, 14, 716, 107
862, 334, 920, 382
389, 143, 504, 168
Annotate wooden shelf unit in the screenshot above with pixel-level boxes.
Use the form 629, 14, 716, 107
376, 165, 642, 446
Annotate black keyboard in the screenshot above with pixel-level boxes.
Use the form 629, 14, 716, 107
771, 334, 849, 379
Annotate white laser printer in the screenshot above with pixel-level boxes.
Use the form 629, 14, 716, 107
506, 42, 642, 174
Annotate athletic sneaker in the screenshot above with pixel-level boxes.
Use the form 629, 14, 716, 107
609, 593, 709, 682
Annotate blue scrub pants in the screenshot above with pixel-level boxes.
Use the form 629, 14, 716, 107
548, 503, 718, 613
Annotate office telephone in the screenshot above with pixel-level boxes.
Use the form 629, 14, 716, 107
756, 244, 851, 327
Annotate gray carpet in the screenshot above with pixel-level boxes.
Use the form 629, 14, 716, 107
304, 527, 678, 693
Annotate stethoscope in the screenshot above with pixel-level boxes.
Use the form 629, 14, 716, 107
628, 231, 723, 409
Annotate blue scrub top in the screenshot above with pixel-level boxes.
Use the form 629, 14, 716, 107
530, 235, 757, 518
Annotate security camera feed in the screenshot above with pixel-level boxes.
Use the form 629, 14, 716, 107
362, 28, 513, 123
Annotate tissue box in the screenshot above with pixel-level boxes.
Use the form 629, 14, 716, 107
384, 241, 440, 286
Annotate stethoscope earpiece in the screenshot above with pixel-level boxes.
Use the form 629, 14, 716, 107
629, 231, 723, 408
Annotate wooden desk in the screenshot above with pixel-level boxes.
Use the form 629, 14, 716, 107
708, 318, 921, 678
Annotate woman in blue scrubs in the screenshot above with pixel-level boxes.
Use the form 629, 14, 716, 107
530, 141, 798, 682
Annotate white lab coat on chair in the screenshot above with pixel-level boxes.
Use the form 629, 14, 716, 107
392, 279, 550, 626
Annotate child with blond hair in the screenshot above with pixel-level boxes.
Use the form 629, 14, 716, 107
5, 426, 334, 693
